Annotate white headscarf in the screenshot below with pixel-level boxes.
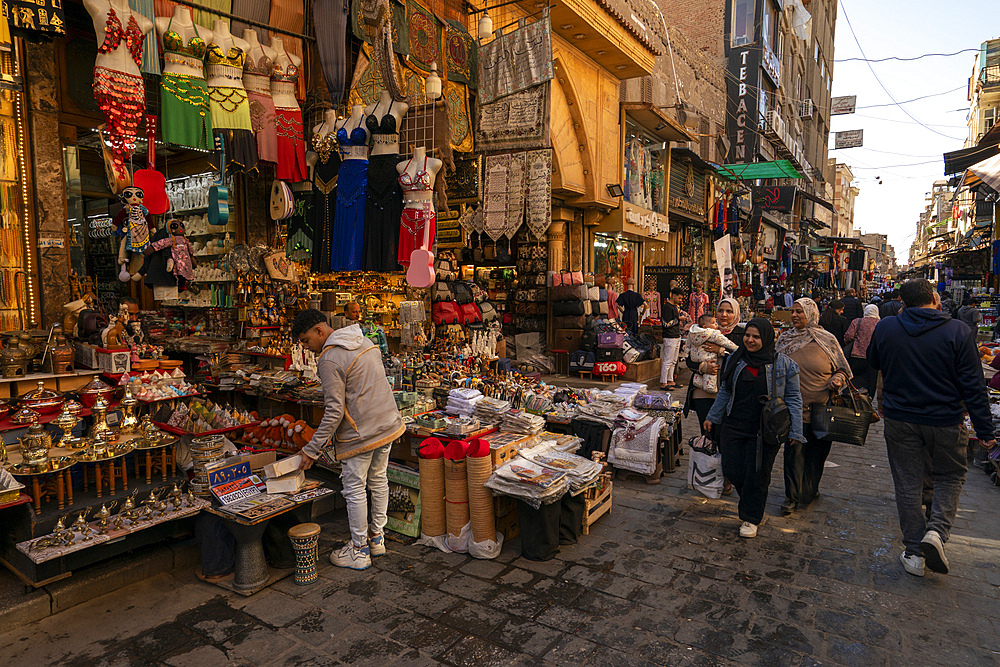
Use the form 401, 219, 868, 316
775, 298, 854, 379
864, 304, 880, 320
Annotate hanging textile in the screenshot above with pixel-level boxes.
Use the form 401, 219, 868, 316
445, 19, 476, 88
313, 0, 349, 104
358, 0, 405, 100
348, 45, 386, 108
505, 152, 526, 239
231, 0, 271, 45
477, 10, 553, 104
405, 0, 440, 73
443, 81, 473, 153
483, 152, 525, 241
475, 82, 550, 152
524, 149, 551, 240
351, 0, 408, 55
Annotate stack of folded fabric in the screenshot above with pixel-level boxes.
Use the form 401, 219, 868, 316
516, 442, 603, 492
614, 382, 647, 404
485, 458, 569, 507
446, 387, 484, 416
501, 409, 546, 435
475, 397, 511, 425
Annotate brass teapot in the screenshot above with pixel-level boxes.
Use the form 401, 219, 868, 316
52, 403, 84, 449
18, 418, 52, 468
88, 397, 117, 442
118, 385, 140, 435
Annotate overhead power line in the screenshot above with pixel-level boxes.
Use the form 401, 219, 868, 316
835, 48, 979, 63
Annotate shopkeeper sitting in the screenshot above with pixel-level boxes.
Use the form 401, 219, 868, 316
345, 302, 361, 322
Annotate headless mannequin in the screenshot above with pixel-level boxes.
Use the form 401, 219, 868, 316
205, 20, 250, 89
396, 146, 442, 208
365, 89, 408, 157
85, 0, 152, 77
155, 7, 210, 78
307, 109, 339, 176
242, 29, 276, 86
336, 105, 369, 161
270, 37, 302, 109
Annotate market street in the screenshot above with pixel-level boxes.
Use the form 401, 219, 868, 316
2, 411, 997, 667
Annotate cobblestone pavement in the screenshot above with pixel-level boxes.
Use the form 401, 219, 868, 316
2, 412, 999, 666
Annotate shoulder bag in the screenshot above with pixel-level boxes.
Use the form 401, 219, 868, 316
810, 380, 873, 446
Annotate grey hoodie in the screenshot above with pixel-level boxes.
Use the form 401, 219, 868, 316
304, 325, 405, 460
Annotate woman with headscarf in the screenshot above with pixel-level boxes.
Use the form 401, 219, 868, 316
775, 298, 853, 515
683, 298, 745, 431
844, 304, 880, 401
705, 318, 804, 538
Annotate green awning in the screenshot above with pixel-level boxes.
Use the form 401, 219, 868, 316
716, 160, 802, 181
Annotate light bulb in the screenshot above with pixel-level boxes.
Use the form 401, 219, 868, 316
478, 11, 493, 40
425, 62, 442, 100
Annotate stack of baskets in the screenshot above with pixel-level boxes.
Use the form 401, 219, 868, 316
189, 434, 226, 496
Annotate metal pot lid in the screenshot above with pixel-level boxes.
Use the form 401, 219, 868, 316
10, 407, 40, 424
80, 378, 113, 394
19, 381, 61, 402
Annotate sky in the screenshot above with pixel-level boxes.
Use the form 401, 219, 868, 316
828, 0, 997, 265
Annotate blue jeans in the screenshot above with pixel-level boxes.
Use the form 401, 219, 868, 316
884, 418, 968, 556
341, 443, 392, 547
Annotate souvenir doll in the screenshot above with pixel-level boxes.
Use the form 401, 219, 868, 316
114, 186, 155, 282
144, 219, 197, 292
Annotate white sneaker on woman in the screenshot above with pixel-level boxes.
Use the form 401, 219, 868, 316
739, 521, 758, 538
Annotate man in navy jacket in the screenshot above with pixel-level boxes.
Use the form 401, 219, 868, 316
868, 279, 996, 578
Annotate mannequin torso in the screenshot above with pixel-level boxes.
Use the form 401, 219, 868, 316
242, 29, 276, 96
205, 20, 250, 89
336, 106, 369, 161
156, 7, 210, 78
365, 90, 408, 156
86, 0, 152, 77
270, 37, 301, 109
308, 109, 339, 171
396, 147, 441, 208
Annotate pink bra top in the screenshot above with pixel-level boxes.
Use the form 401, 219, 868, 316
398, 154, 432, 190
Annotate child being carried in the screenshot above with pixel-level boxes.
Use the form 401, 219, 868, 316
686, 314, 739, 393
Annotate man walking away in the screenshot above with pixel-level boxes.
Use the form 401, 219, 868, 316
840, 288, 863, 322
818, 300, 849, 346
879, 290, 903, 318
956, 296, 982, 338
293, 309, 406, 570
940, 291, 956, 317
868, 279, 996, 577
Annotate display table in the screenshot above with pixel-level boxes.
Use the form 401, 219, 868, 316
202, 487, 336, 595
7, 458, 76, 513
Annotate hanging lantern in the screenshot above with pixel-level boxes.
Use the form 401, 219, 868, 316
478, 10, 493, 41
425, 62, 442, 100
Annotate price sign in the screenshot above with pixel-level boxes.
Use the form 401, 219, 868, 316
212, 477, 261, 505
207, 460, 251, 486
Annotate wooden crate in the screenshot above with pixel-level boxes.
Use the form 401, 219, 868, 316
582, 481, 612, 535
495, 496, 519, 539
624, 358, 660, 382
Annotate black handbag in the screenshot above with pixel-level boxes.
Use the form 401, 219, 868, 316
810, 381, 873, 446
760, 367, 791, 448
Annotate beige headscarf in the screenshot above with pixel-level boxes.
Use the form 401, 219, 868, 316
716, 297, 742, 335
775, 298, 853, 378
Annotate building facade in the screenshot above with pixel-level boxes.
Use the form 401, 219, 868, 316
830, 161, 859, 238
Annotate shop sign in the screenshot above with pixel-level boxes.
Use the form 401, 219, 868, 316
669, 196, 705, 218
624, 203, 669, 237
831, 96, 857, 115
834, 130, 864, 149
758, 185, 797, 213
597, 201, 669, 240
762, 46, 781, 86
38, 237, 65, 248
2, 0, 66, 35
725, 48, 761, 163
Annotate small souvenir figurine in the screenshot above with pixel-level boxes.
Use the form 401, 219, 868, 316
145, 219, 198, 292
114, 186, 155, 282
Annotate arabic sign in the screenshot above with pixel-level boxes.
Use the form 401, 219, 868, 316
759, 185, 797, 213
2, 0, 66, 35
830, 96, 857, 115
834, 130, 864, 149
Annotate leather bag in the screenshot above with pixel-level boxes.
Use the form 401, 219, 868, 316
810, 382, 873, 446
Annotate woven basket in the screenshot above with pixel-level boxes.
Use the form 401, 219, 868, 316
444, 458, 469, 536
418, 457, 446, 537
465, 455, 495, 542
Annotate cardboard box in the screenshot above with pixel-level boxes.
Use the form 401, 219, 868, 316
263, 454, 302, 479
266, 470, 305, 494
233, 451, 277, 473
386, 462, 421, 537
552, 328, 584, 352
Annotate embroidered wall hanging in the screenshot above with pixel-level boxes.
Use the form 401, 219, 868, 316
348, 45, 390, 108
477, 11, 553, 104
505, 151, 526, 239
444, 81, 473, 153
351, 0, 409, 55
475, 82, 550, 151
446, 154, 481, 203
445, 20, 477, 88
406, 0, 440, 73
483, 154, 508, 241
524, 149, 552, 241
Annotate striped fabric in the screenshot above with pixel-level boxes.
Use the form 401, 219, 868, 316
193, 0, 233, 30
313, 0, 348, 105
269, 0, 306, 101
231, 0, 271, 45
130, 0, 161, 74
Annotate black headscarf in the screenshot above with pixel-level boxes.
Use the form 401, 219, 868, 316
723, 317, 777, 384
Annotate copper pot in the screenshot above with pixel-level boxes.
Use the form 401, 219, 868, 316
18, 381, 65, 415
79, 378, 114, 409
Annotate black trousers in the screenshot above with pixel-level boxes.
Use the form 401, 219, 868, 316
691, 398, 715, 435
783, 424, 832, 505
720, 424, 781, 525
848, 356, 877, 400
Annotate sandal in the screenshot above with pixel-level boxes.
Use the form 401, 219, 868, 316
195, 568, 233, 583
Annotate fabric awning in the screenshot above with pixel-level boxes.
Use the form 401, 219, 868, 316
968, 153, 1000, 192
716, 160, 802, 181
797, 188, 836, 211
943, 143, 1000, 176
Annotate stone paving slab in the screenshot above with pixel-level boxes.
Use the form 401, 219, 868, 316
2, 412, 999, 666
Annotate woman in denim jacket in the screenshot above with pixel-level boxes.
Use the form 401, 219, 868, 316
704, 318, 804, 538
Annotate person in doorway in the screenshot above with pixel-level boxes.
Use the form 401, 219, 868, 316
688, 280, 710, 327
879, 290, 903, 318
659, 287, 689, 390
868, 279, 997, 577
840, 288, 863, 322
843, 304, 880, 400
345, 301, 362, 322
616, 279, 644, 336
956, 296, 982, 338
775, 298, 853, 515
818, 300, 849, 347
705, 318, 803, 538
292, 309, 405, 570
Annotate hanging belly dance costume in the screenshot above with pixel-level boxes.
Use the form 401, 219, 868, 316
331, 123, 367, 271
307, 131, 339, 273
93, 5, 145, 182
272, 64, 308, 182
363, 99, 402, 272
205, 42, 257, 171
398, 153, 435, 267
243, 53, 278, 164
159, 18, 213, 149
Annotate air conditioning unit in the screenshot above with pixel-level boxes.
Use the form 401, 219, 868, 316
765, 110, 785, 138
799, 99, 814, 119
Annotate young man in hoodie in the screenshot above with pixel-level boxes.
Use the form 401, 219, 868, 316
293, 309, 406, 570
867, 279, 996, 578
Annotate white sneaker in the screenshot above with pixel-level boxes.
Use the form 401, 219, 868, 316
900, 551, 925, 577
739, 521, 758, 538
329, 543, 371, 570
920, 529, 949, 574
368, 533, 386, 557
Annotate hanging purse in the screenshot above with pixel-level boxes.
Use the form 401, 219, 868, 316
264, 251, 298, 282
